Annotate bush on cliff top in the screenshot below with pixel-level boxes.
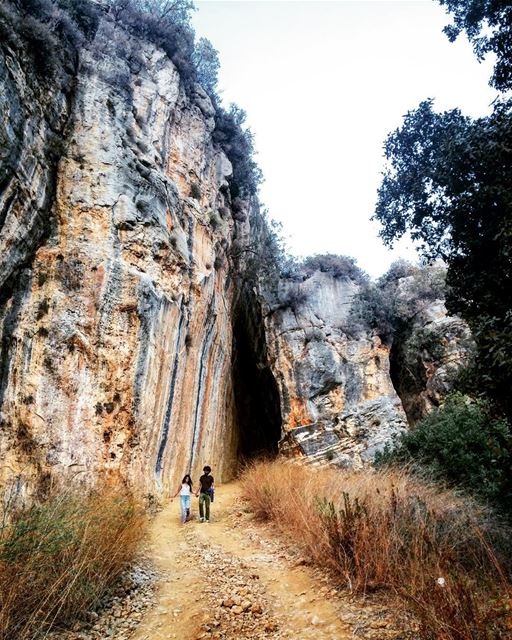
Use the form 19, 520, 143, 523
242, 459, 512, 639
344, 261, 446, 342
0, 489, 146, 639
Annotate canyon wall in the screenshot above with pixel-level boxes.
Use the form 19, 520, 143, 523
0, 5, 473, 500
263, 268, 472, 467
0, 19, 243, 500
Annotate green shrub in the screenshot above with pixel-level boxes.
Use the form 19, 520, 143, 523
301, 254, 368, 284
346, 262, 446, 343
212, 104, 262, 198
376, 394, 512, 512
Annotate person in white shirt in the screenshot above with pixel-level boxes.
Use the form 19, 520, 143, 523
172, 474, 194, 524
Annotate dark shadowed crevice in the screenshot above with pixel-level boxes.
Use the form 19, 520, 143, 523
232, 288, 282, 459
389, 323, 428, 427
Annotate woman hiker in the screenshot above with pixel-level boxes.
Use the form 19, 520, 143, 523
196, 465, 214, 522
172, 474, 194, 525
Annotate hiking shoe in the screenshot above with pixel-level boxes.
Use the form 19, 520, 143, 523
205, 519, 210, 523
200, 517, 205, 522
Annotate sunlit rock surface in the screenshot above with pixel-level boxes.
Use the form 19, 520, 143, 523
264, 271, 408, 467
0, 26, 239, 499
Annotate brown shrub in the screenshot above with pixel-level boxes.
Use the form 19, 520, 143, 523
0, 488, 146, 639
241, 460, 512, 639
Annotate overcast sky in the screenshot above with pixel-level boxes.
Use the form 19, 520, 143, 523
193, 0, 497, 277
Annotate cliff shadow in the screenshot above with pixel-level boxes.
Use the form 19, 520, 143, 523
232, 289, 282, 460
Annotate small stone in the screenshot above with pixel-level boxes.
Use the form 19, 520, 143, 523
222, 598, 235, 608
231, 606, 243, 615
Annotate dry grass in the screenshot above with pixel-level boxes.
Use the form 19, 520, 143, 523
241, 460, 512, 639
0, 488, 146, 639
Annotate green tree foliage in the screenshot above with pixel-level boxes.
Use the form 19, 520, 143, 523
346, 261, 446, 343
193, 36, 220, 96
375, 98, 512, 418
376, 394, 512, 512
213, 104, 263, 198
301, 254, 368, 284
439, 0, 512, 91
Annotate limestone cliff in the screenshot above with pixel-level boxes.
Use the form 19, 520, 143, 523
263, 271, 407, 467
262, 266, 472, 467
389, 278, 474, 425
0, 15, 243, 499
0, 4, 473, 498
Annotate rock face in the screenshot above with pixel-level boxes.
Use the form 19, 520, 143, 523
263, 268, 472, 467
389, 282, 474, 425
264, 271, 408, 467
0, 8, 473, 497
0, 20, 242, 499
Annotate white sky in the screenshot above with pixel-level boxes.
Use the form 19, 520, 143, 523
193, 0, 497, 277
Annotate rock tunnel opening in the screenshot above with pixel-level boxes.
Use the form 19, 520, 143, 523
232, 289, 282, 460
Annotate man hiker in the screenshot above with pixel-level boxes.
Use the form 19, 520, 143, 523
196, 465, 214, 522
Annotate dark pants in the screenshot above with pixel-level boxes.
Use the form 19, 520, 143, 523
198, 492, 211, 520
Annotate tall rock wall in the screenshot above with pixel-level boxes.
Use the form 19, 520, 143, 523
264, 271, 407, 467
0, 6, 474, 498
263, 268, 472, 467
0, 20, 242, 500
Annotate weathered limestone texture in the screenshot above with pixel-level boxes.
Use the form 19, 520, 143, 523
390, 278, 474, 425
0, 23, 239, 499
264, 271, 408, 467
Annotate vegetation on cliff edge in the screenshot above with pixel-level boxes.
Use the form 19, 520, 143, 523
0, 0, 261, 198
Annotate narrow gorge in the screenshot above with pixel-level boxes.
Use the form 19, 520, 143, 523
0, 2, 471, 504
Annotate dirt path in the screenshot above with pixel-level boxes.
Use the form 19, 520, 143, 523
130, 483, 403, 640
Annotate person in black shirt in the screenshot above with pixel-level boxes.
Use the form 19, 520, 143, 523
196, 465, 214, 522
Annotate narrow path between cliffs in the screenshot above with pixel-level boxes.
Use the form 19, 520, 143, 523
130, 482, 401, 640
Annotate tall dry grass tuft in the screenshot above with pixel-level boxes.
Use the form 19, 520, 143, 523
241, 460, 512, 639
0, 488, 146, 639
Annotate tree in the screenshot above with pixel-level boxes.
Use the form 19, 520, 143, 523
439, 0, 512, 91
193, 37, 220, 96
131, 0, 195, 26
374, 98, 512, 419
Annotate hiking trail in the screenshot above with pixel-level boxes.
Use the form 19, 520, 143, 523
129, 482, 404, 640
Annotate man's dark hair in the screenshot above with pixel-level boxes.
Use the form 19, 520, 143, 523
203, 465, 211, 473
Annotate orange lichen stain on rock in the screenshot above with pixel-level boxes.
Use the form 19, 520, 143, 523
165, 208, 173, 231
287, 398, 311, 429
326, 386, 345, 415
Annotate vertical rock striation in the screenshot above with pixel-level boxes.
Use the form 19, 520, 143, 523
0, 8, 475, 496
0, 21, 241, 499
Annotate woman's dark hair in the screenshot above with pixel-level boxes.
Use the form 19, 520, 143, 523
203, 466, 211, 474
182, 474, 192, 488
